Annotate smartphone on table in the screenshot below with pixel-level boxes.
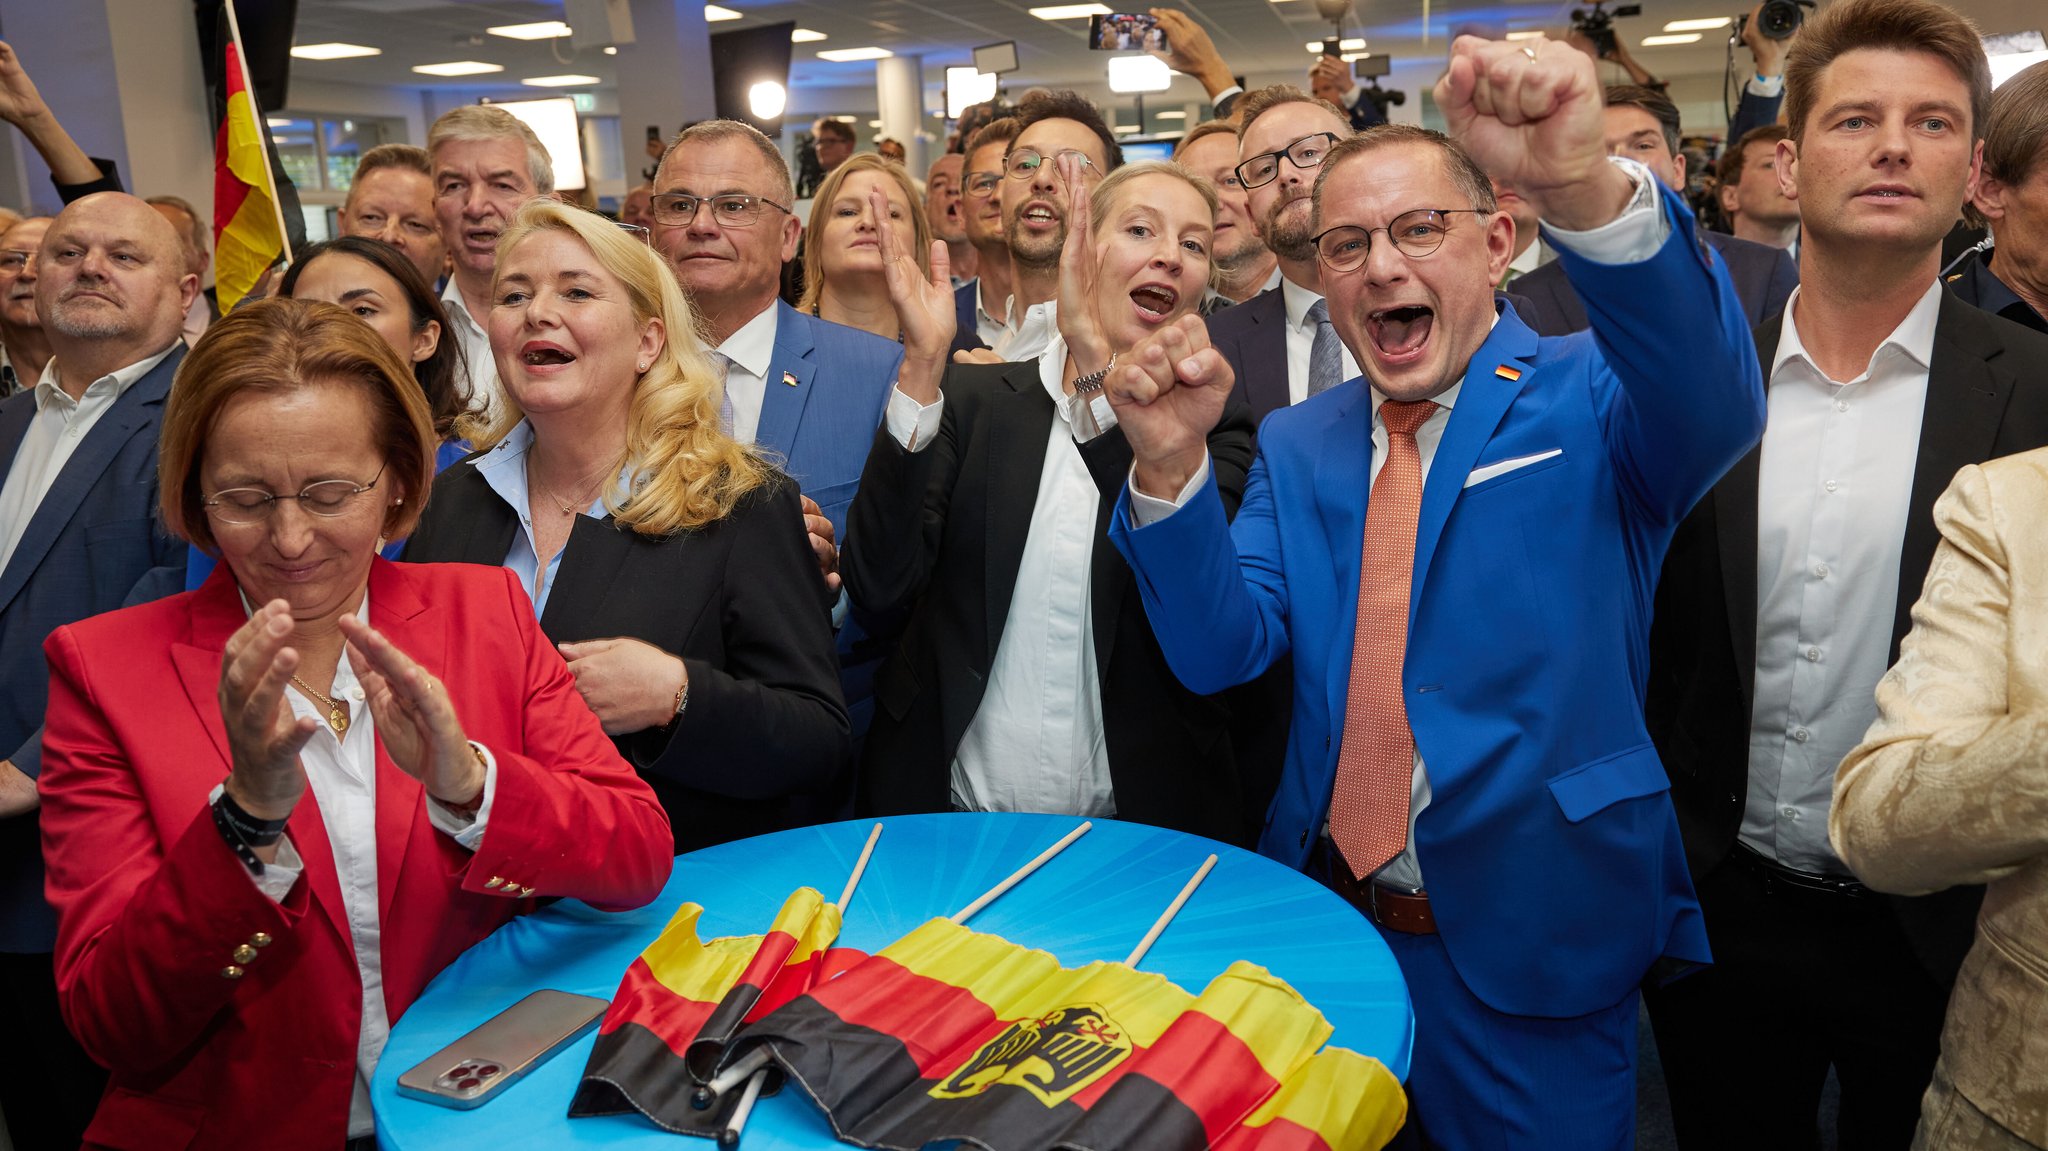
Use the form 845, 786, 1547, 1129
395, 989, 608, 1110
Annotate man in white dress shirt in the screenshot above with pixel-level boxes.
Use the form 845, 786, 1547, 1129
1643, 1, 2048, 1146
0, 191, 194, 1151
988, 92, 1123, 363
427, 106, 554, 424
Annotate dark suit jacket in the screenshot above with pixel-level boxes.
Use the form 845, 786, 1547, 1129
951, 280, 989, 358
402, 463, 850, 854
1646, 292, 2048, 984
1207, 285, 1290, 423
1514, 228, 1798, 337
842, 359, 1258, 843
1729, 86, 1781, 147
0, 346, 186, 951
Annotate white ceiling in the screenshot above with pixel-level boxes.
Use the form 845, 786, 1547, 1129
289, 0, 2046, 117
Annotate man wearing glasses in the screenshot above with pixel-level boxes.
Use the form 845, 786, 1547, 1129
0, 216, 49, 398
1203, 86, 1355, 422
1107, 38, 1762, 1147
951, 117, 1019, 357
0, 192, 195, 1150
990, 92, 1123, 362
651, 120, 902, 744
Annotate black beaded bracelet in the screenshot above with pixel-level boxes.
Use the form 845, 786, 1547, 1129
215, 791, 288, 846
211, 800, 266, 876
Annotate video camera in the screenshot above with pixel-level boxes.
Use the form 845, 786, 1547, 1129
1570, 0, 1641, 59
1733, 0, 1813, 41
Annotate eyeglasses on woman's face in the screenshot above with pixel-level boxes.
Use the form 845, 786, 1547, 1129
203, 463, 387, 526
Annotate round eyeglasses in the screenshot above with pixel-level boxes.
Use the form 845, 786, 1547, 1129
203, 464, 386, 526
649, 192, 793, 229
1005, 148, 1100, 181
1234, 132, 1340, 190
964, 171, 1003, 198
1312, 209, 1489, 272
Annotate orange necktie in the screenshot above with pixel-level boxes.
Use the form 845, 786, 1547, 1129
1328, 399, 1437, 880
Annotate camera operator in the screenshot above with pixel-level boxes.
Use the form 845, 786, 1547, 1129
1307, 55, 1390, 132
1566, 22, 1667, 92
1729, 0, 1802, 141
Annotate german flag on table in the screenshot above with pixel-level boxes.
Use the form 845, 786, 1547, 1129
732, 917, 1405, 1151
568, 887, 862, 1133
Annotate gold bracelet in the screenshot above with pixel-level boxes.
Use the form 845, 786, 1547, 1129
664, 674, 689, 729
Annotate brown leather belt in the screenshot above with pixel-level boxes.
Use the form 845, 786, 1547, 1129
1312, 838, 1439, 935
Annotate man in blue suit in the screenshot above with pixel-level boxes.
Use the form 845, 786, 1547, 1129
653, 120, 902, 739
1106, 37, 1764, 1148
0, 192, 192, 1150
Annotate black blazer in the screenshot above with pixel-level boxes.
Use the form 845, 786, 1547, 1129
1207, 285, 1290, 424
402, 460, 850, 854
1514, 229, 1798, 337
1646, 292, 2048, 984
842, 359, 1258, 843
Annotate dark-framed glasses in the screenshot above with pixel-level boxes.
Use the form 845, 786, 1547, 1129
1235, 132, 1340, 190
1005, 148, 1100, 181
649, 192, 792, 228
964, 171, 1002, 198
203, 464, 386, 526
1312, 209, 1488, 272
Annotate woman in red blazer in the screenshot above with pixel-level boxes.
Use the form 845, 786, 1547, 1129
36, 299, 673, 1151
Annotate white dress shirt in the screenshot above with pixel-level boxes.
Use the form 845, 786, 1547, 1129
440, 278, 502, 424
1282, 276, 1361, 409
975, 281, 1014, 351
995, 298, 1059, 363
230, 594, 498, 1139
0, 346, 177, 573
1129, 156, 1669, 889
1742, 280, 1939, 873
884, 332, 1117, 817
713, 303, 779, 446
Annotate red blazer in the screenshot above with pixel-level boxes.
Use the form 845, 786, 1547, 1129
38, 559, 674, 1151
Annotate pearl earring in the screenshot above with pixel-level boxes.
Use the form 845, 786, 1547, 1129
636, 361, 649, 372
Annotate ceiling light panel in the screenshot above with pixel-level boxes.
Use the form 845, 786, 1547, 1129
290, 42, 381, 59
816, 46, 893, 61
1030, 5, 1113, 20
488, 21, 573, 40
521, 74, 601, 86
413, 61, 504, 77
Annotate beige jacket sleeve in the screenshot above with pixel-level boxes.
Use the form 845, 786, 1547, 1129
1831, 461, 2048, 894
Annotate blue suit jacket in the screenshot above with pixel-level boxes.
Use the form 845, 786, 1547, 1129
759, 302, 903, 741
951, 280, 988, 358
0, 347, 187, 950
759, 301, 902, 541
1111, 186, 1763, 1018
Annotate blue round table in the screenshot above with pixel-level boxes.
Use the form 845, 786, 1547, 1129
373, 813, 1412, 1148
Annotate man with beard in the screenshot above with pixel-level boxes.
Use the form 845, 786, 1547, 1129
925, 152, 976, 284
951, 117, 1019, 357
1203, 86, 1354, 422
1174, 121, 1280, 313
1644, 0, 2048, 1144
428, 105, 554, 422
991, 92, 1123, 362
1717, 125, 1802, 251
0, 192, 194, 1151
0, 216, 49, 397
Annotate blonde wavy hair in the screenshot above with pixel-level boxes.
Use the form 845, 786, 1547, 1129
798, 152, 932, 315
471, 198, 768, 536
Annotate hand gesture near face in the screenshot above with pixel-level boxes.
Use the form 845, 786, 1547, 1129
1105, 314, 1235, 497
873, 184, 954, 403
1053, 152, 1112, 371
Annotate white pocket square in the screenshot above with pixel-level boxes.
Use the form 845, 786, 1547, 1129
1464, 448, 1564, 489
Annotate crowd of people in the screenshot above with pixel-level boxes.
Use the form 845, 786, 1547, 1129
0, 0, 2045, 1148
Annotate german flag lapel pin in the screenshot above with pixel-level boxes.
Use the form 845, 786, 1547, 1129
1494, 364, 1523, 382
782, 370, 801, 388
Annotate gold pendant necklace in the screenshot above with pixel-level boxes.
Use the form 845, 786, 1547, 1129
291, 675, 349, 734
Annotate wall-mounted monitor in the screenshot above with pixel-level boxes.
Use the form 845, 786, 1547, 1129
973, 40, 1019, 75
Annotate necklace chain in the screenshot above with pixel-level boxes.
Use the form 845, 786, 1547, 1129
290, 674, 350, 734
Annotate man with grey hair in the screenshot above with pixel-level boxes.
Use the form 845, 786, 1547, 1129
0, 190, 194, 1151
428, 105, 554, 418
1947, 60, 2048, 332
651, 119, 901, 752
145, 193, 214, 346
